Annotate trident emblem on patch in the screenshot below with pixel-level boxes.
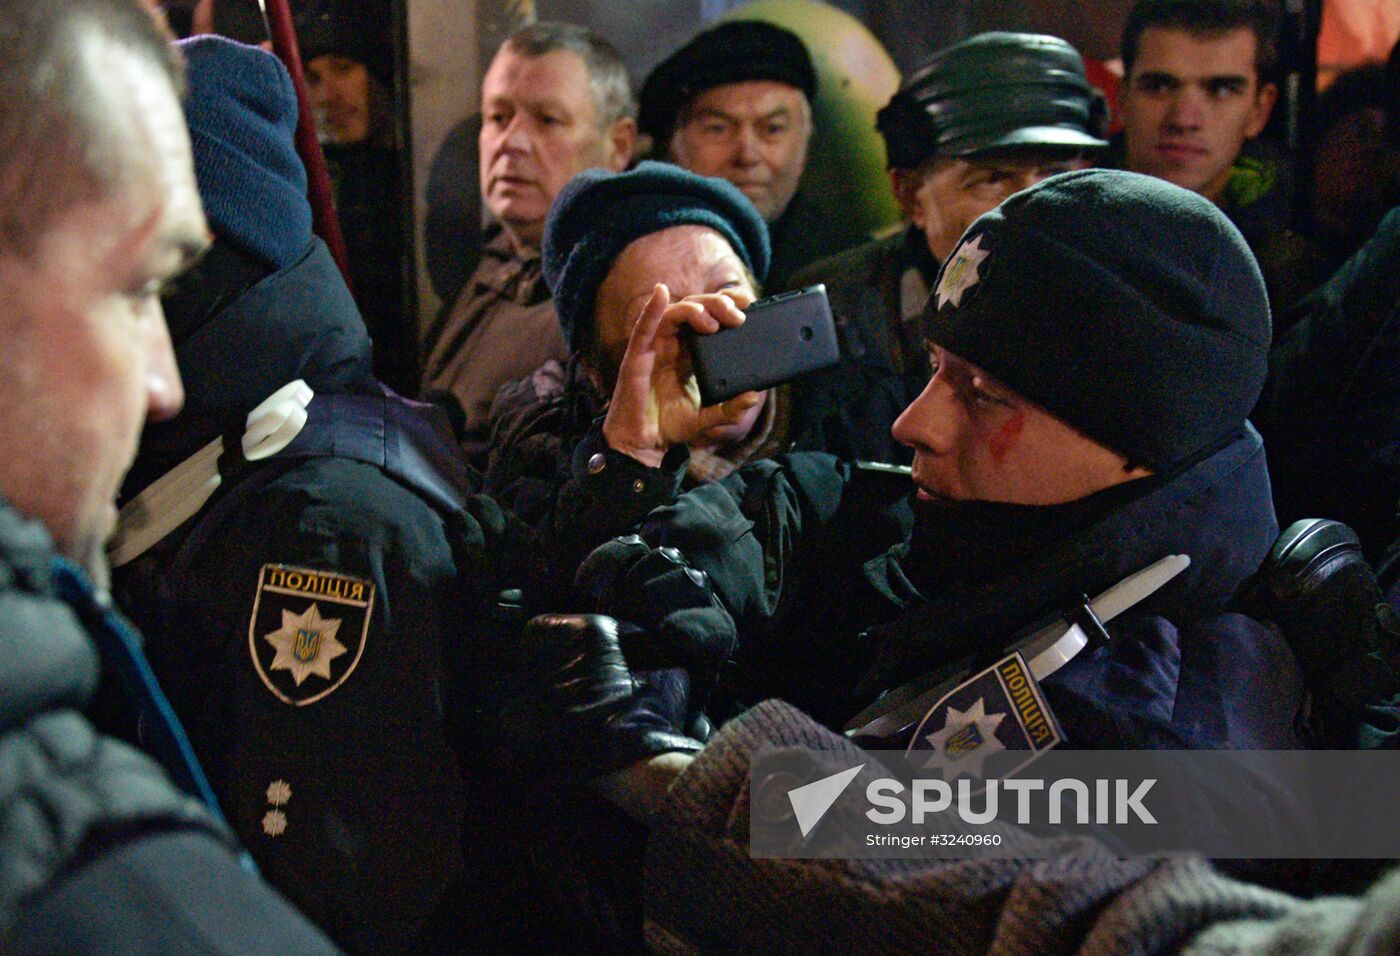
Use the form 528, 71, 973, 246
293, 627, 322, 663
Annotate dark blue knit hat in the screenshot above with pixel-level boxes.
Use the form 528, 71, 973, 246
923, 169, 1271, 471
177, 36, 312, 270
542, 161, 771, 354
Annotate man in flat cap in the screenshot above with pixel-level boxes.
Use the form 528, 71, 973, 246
788, 32, 1106, 463
638, 19, 866, 289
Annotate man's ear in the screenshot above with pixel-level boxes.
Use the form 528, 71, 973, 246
890, 168, 924, 225
1246, 81, 1279, 138
606, 117, 638, 171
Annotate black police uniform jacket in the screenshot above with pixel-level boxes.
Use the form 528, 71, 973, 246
0, 496, 338, 954
113, 240, 528, 955
571, 425, 1304, 752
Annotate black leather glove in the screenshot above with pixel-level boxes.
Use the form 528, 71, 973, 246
575, 536, 737, 686
1242, 518, 1400, 747
508, 613, 705, 779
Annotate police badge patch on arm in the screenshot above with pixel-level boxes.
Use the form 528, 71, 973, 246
248, 564, 375, 705
906, 651, 1064, 782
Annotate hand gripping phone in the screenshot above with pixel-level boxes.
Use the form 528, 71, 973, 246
689, 284, 840, 405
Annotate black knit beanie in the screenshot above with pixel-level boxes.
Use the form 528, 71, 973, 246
922, 168, 1271, 471
295, 3, 394, 85
542, 161, 771, 355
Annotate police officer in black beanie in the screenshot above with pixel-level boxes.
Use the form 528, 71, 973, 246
522, 169, 1304, 837
789, 32, 1108, 464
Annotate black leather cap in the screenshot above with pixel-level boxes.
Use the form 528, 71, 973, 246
877, 32, 1108, 169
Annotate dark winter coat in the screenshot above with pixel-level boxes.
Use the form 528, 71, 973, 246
0, 496, 337, 955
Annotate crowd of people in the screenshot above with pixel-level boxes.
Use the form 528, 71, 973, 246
2, 0, 1400, 953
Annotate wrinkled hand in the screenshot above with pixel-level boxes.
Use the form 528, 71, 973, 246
602, 283, 764, 467
505, 614, 705, 780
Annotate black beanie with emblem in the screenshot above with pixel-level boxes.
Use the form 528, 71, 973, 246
922, 168, 1270, 472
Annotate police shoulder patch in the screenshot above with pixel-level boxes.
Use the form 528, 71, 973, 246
248, 564, 374, 705
906, 650, 1063, 782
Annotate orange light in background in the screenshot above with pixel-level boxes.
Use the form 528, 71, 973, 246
1318, 0, 1400, 88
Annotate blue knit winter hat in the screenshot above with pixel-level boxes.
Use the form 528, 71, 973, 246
542, 161, 771, 354
177, 36, 312, 270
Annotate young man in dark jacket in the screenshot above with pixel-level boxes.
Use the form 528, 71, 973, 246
0, 3, 337, 952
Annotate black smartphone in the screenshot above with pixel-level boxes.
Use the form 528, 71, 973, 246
689, 284, 840, 405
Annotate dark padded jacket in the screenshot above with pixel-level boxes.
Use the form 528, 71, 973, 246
0, 497, 337, 955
